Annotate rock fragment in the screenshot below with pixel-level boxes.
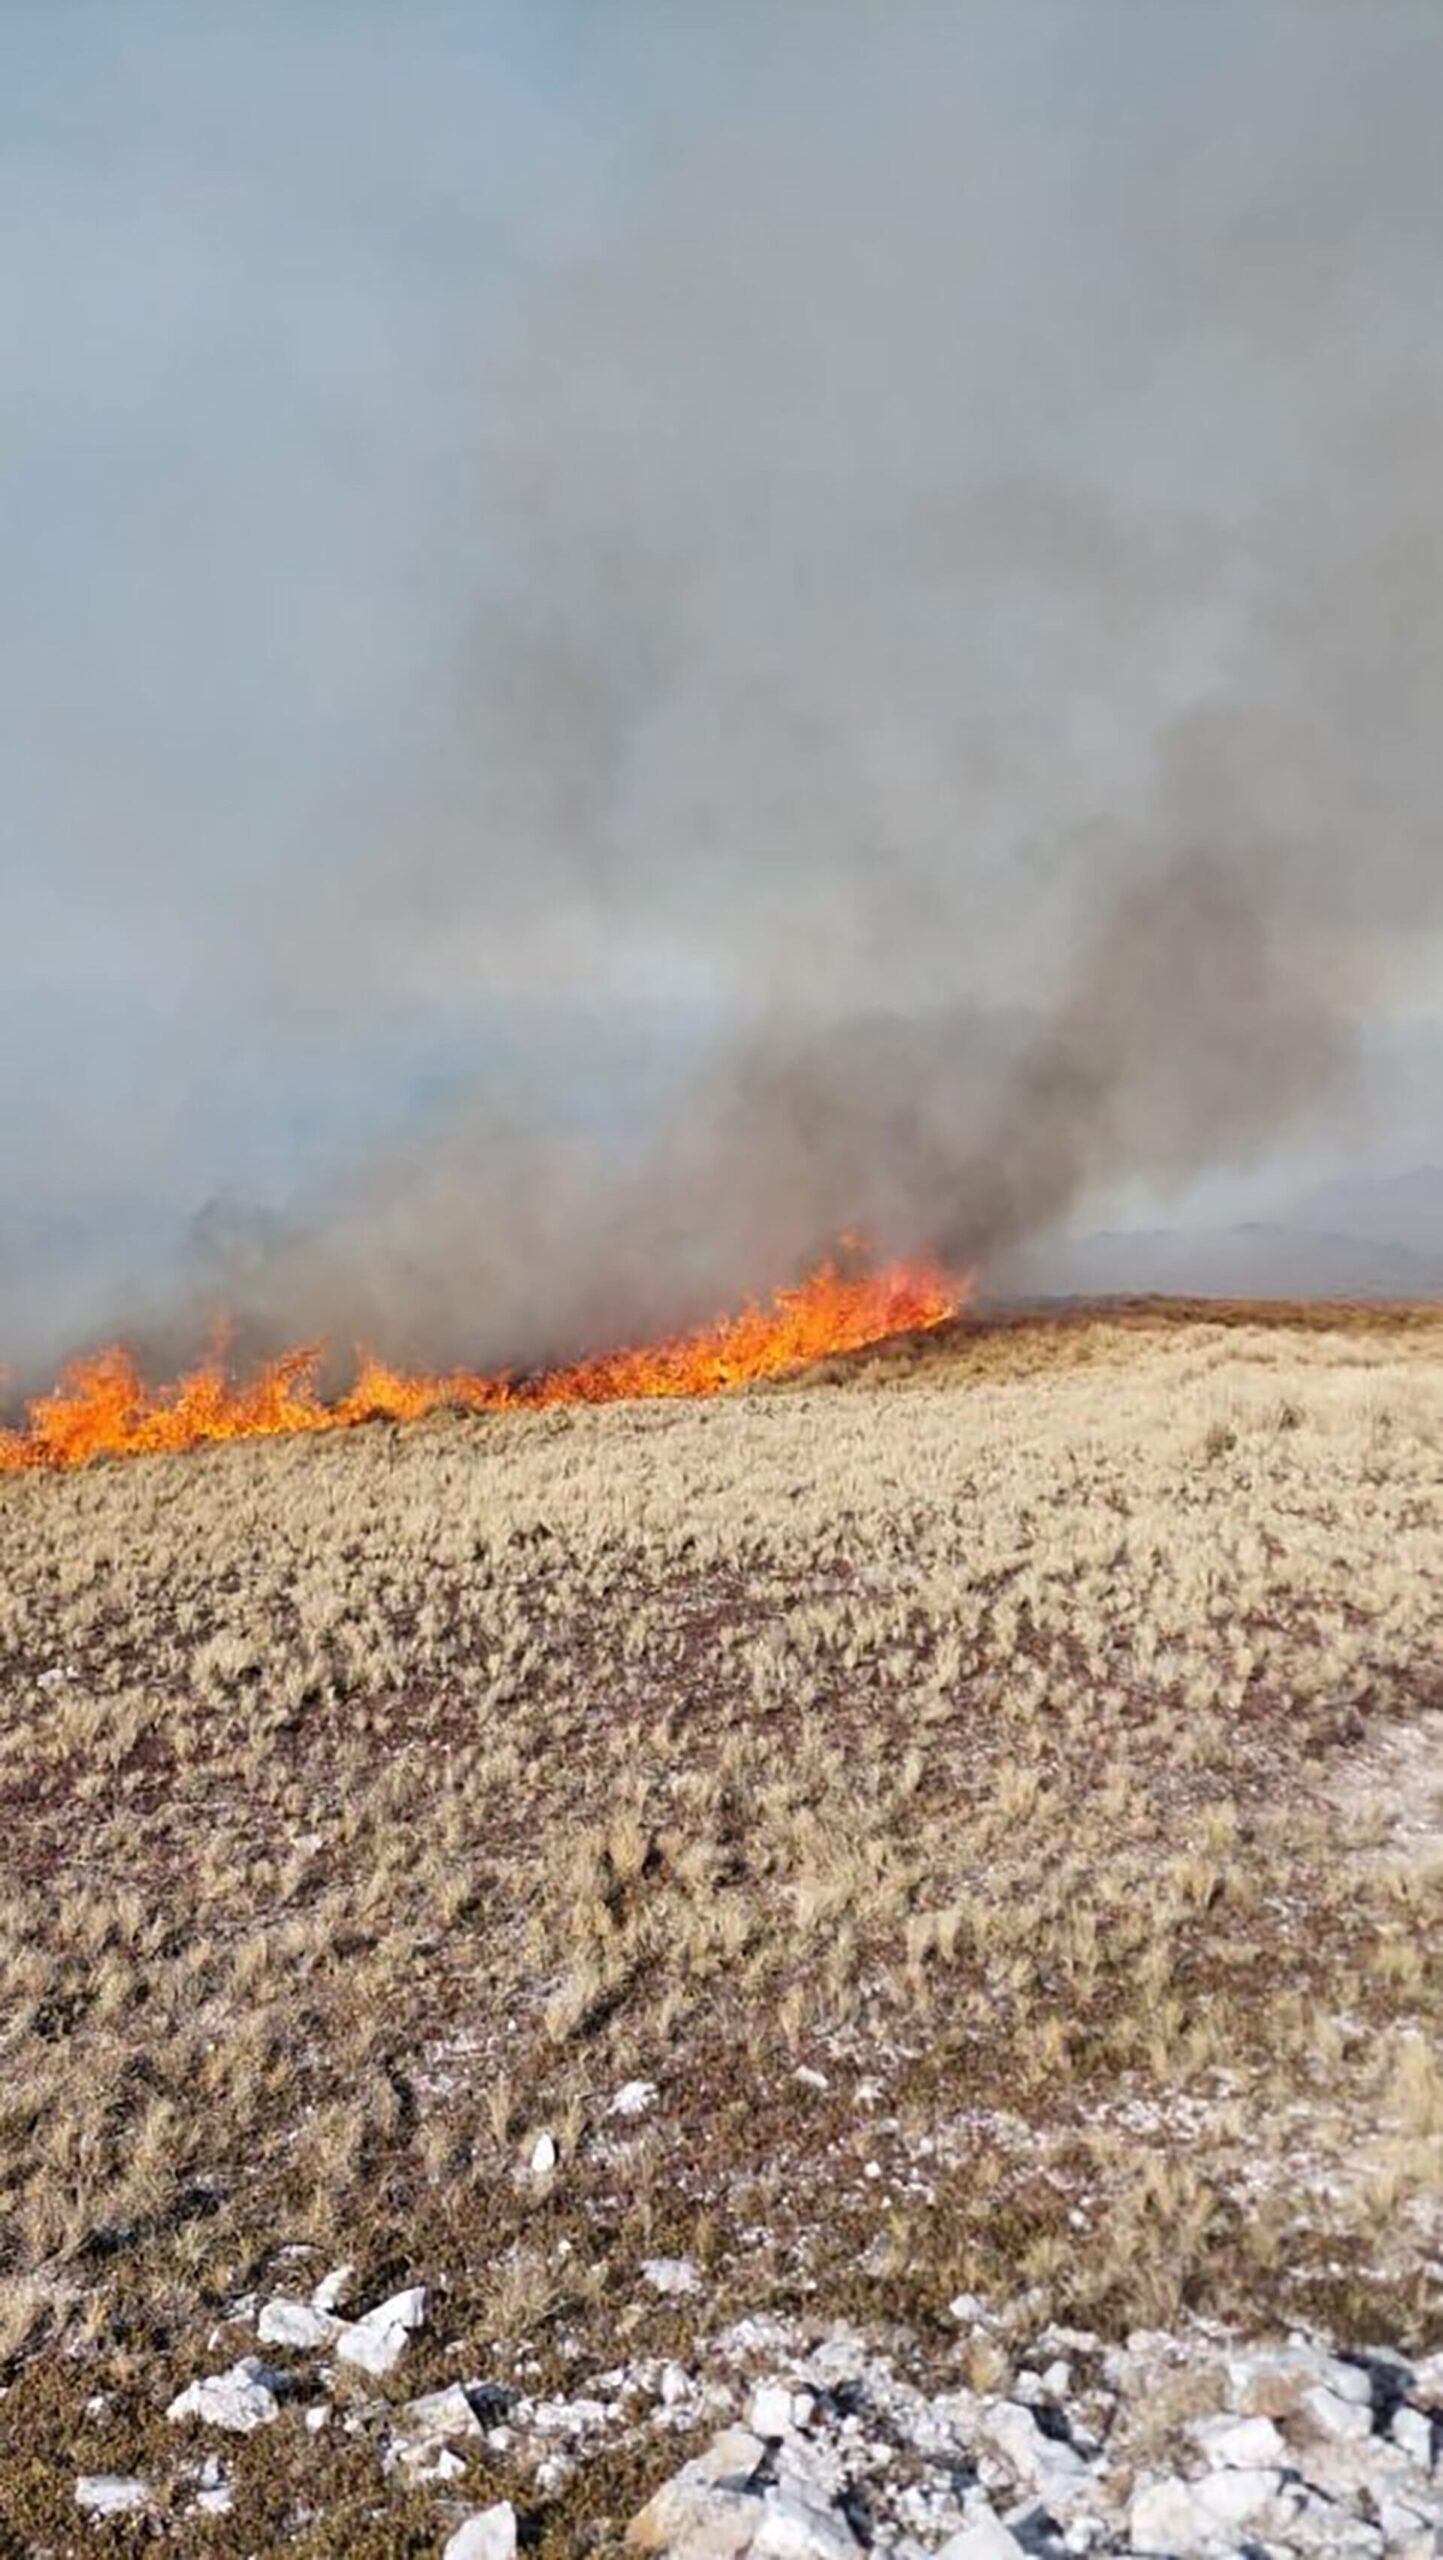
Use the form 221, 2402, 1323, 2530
1225, 2342, 1371, 2420
166, 2356, 282, 2433
75, 2475, 150, 2517
981, 2399, 1087, 2488
1191, 2410, 1287, 2468
257, 2296, 341, 2351
642, 2254, 701, 2297
1129, 2465, 1283, 2553
195, 2454, 234, 2516
334, 2284, 428, 2377
626, 2423, 861, 2557
1377, 2493, 1437, 2556
1413, 2351, 1443, 2408
935, 2508, 1027, 2559
391, 2382, 487, 2479
610, 2079, 658, 2117
749, 2380, 814, 2439
399, 2382, 485, 2443
1297, 2380, 1374, 2443
443, 2504, 517, 2560
1391, 2403, 1435, 2466
311, 2263, 355, 2313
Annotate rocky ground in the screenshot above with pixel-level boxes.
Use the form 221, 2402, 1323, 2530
54, 2262, 1442, 2555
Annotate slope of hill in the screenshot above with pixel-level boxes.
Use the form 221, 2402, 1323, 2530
0, 1304, 1438, 2554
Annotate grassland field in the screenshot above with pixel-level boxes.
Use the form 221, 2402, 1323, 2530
0, 1300, 1438, 2554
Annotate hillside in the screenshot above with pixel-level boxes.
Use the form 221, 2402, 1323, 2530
0, 1304, 1439, 2555
997, 1169, 1443, 1305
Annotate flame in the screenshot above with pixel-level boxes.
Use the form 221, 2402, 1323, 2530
0, 1256, 965, 1473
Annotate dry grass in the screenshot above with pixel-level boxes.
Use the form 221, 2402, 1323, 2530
0, 1300, 1439, 2548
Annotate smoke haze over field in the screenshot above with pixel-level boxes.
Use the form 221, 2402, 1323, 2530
3, 2, 1442, 1381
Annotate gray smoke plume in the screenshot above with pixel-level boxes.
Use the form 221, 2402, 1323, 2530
5, 4, 1442, 1384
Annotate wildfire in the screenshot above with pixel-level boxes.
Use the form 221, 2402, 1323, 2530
0, 1256, 964, 1473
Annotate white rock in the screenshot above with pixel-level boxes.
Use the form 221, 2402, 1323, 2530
1377, 2493, 1437, 2554
1413, 2351, 1443, 2408
1193, 2466, 1284, 2526
981, 2400, 1086, 2486
1225, 2341, 1371, 2418
367, 2283, 428, 2330
1192, 2410, 1287, 2469
257, 2297, 341, 2351
659, 2361, 692, 2406
529, 2130, 558, 2176
751, 2380, 801, 2439
1298, 2381, 1373, 2442
752, 2489, 860, 2557
610, 2079, 658, 2118
1128, 2467, 1283, 2553
409, 2445, 467, 2484
935, 2508, 1026, 2559
795, 2067, 829, 2091
1282, 2434, 1394, 2512
334, 2285, 428, 2376
1391, 2403, 1434, 2465
530, 2392, 611, 2441
334, 2319, 411, 2377
1061, 2519, 1107, 2555
642, 2255, 701, 2297
626, 2424, 767, 2548
1274, 2488, 1381, 2549
166, 2358, 281, 2433
75, 2475, 150, 2517
444, 2504, 517, 2560
1039, 2359, 1072, 2398
395, 2383, 483, 2446
948, 2294, 986, 2324
1130, 2474, 1210, 2553
311, 2263, 355, 2312
306, 2404, 331, 2433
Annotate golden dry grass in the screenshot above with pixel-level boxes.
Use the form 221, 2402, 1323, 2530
0, 1301, 1438, 2549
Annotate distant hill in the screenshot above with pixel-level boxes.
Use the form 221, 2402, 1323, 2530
1004, 1167, 1443, 1301
1292, 1165, 1443, 1260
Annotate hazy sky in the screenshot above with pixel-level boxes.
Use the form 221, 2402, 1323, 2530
3, 2, 1441, 1371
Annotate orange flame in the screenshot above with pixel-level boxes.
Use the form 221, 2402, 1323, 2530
0, 1256, 965, 1473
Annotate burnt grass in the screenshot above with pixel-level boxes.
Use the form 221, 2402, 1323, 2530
0, 1300, 1438, 2551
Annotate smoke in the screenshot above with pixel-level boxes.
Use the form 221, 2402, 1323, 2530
206, 849, 1346, 1376
6, 3, 1443, 1380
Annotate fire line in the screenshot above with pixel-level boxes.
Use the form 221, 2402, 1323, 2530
0, 1257, 965, 1473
